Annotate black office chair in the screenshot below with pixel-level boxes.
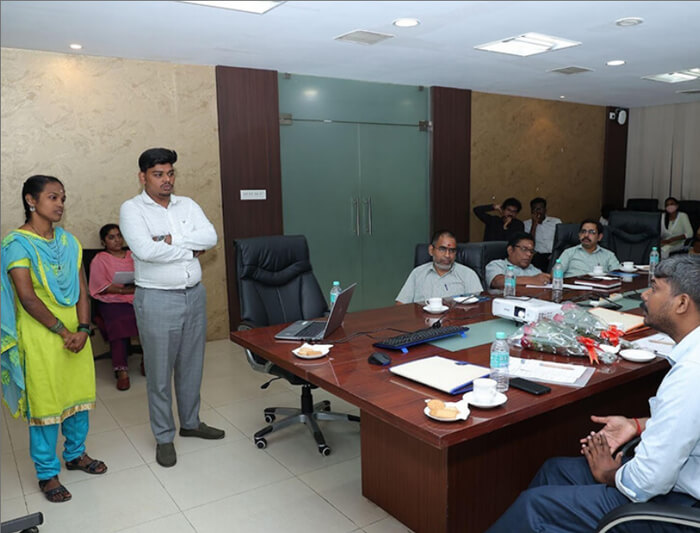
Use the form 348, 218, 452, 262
1, 512, 43, 533
626, 198, 659, 212
234, 235, 360, 455
679, 200, 700, 235
595, 437, 700, 532
462, 241, 508, 287
607, 211, 662, 265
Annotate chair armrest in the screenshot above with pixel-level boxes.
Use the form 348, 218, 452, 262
596, 502, 700, 533
237, 322, 275, 374
614, 436, 641, 458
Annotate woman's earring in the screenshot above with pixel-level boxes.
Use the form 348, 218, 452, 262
29, 206, 36, 212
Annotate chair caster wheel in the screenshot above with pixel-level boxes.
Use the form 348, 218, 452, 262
264, 414, 276, 423
255, 438, 267, 449
318, 445, 331, 456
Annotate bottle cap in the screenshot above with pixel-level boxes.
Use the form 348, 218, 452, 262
496, 331, 506, 340
652, 247, 658, 251
507, 265, 514, 270
332, 281, 340, 286
556, 259, 561, 264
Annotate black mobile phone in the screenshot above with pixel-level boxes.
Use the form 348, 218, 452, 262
510, 377, 551, 395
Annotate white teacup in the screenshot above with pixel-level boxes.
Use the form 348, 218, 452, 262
473, 378, 497, 403
425, 297, 443, 310
592, 265, 604, 275
622, 261, 634, 271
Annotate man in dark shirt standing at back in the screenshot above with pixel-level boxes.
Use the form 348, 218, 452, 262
473, 197, 525, 241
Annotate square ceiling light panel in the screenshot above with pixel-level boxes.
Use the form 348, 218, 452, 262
475, 32, 581, 57
181, 1, 284, 14
642, 68, 700, 83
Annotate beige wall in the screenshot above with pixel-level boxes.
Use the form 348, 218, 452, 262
470, 91, 606, 242
0, 48, 229, 340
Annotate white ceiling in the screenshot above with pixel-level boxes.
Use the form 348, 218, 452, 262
2, 1, 700, 108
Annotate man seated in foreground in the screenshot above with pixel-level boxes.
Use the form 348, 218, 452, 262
558, 219, 620, 277
487, 255, 700, 533
395, 230, 482, 304
485, 232, 551, 289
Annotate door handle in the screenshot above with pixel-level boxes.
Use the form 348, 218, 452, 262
367, 196, 373, 236
352, 197, 360, 236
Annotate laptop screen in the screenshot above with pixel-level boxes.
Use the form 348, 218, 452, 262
321, 283, 357, 338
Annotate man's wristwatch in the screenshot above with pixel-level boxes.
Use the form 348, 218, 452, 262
77, 323, 92, 335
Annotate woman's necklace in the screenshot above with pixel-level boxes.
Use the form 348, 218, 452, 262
28, 222, 54, 239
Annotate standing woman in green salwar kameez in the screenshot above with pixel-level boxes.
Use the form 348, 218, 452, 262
1, 175, 108, 503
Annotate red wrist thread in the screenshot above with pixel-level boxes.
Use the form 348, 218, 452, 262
633, 418, 642, 436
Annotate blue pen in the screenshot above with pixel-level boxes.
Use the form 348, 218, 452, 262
445, 284, 448, 291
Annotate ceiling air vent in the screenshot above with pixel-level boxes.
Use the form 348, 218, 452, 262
676, 88, 700, 94
334, 30, 394, 46
549, 66, 593, 75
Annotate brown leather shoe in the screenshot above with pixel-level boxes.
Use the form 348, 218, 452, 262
116, 372, 130, 391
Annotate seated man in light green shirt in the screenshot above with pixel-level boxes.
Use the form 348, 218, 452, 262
485, 232, 552, 289
396, 230, 483, 304
558, 219, 621, 277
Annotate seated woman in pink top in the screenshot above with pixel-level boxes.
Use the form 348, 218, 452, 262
89, 224, 140, 391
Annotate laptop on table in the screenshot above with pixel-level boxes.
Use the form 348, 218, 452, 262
274, 283, 357, 341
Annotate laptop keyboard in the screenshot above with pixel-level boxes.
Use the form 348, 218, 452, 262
373, 325, 467, 351
296, 321, 325, 338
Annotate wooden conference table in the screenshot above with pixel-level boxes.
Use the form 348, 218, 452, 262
230, 279, 669, 533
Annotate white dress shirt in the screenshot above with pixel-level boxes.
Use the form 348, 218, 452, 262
523, 216, 562, 254
615, 325, 700, 502
119, 191, 217, 290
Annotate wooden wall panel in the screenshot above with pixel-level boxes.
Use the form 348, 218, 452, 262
470, 92, 606, 242
602, 106, 629, 210
431, 87, 472, 242
216, 66, 283, 331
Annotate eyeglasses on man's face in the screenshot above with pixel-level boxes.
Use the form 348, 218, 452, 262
435, 246, 457, 255
579, 229, 598, 235
513, 244, 535, 255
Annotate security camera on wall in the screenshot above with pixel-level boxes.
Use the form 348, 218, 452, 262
609, 108, 628, 125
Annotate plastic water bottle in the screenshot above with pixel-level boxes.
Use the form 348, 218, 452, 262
552, 259, 564, 303
329, 281, 342, 309
490, 331, 510, 392
504, 266, 517, 297
648, 247, 660, 285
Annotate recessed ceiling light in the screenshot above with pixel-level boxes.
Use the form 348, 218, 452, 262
642, 68, 700, 84
559, 96, 566, 99
606, 59, 626, 67
475, 32, 581, 57
181, 1, 284, 14
393, 18, 420, 28
69, 43, 82, 50
615, 17, 644, 27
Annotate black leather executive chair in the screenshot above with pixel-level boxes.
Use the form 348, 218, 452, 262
595, 437, 700, 532
413, 241, 507, 288
234, 235, 360, 455
626, 198, 659, 212
607, 211, 662, 265
679, 200, 700, 234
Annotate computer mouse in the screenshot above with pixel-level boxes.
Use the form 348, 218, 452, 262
368, 352, 391, 366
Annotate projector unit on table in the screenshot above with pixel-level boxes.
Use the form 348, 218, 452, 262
492, 297, 562, 323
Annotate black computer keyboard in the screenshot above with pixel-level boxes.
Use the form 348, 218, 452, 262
373, 325, 468, 351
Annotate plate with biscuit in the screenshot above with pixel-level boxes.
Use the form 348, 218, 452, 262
292, 343, 332, 360
424, 398, 470, 422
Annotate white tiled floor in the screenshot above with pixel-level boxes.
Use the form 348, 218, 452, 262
0, 339, 413, 532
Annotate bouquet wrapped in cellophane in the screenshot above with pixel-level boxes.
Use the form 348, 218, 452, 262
508, 303, 632, 364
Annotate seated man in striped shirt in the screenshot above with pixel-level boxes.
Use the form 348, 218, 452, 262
396, 230, 482, 304
485, 232, 552, 289
558, 219, 620, 277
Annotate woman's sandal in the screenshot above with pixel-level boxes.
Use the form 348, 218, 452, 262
38, 476, 72, 503
65, 453, 108, 474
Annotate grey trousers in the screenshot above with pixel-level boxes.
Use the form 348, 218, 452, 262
133, 284, 206, 444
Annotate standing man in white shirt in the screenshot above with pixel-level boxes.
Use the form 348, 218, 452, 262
523, 197, 561, 271
120, 148, 223, 468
